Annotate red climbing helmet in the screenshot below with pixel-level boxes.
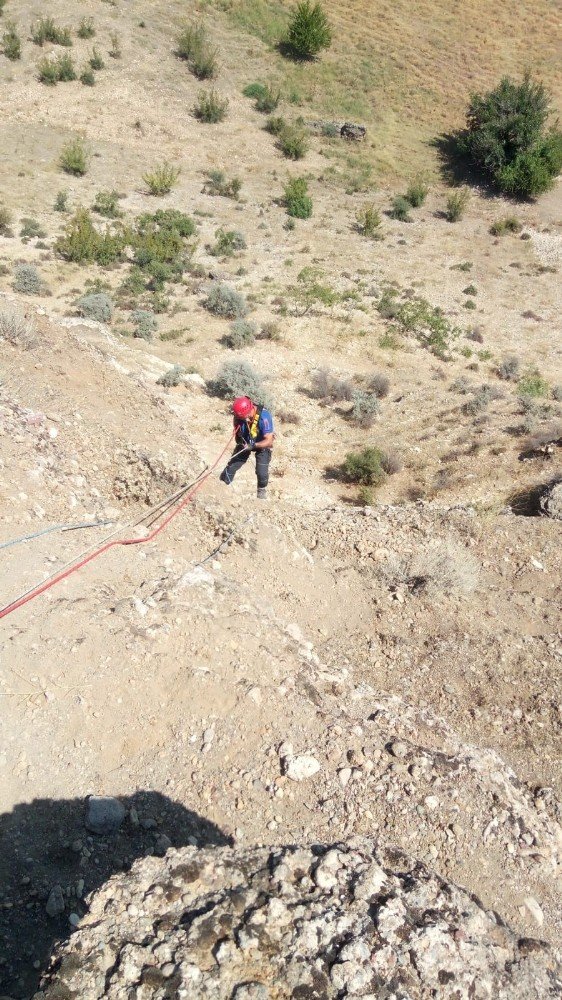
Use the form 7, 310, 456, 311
232, 396, 254, 419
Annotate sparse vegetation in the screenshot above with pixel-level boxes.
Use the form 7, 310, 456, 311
377, 286, 460, 359
0, 204, 13, 234
193, 89, 228, 123
356, 203, 383, 239
204, 283, 248, 319
13, 263, 44, 295
54, 190, 69, 213
497, 355, 520, 381
77, 292, 114, 323
286, 1, 332, 60
157, 364, 185, 387
211, 228, 247, 257
277, 123, 309, 160
31, 17, 72, 47
405, 178, 429, 207
176, 23, 217, 79
209, 359, 269, 407
310, 369, 353, 402
265, 115, 286, 136
258, 321, 282, 341
290, 267, 338, 315
20, 218, 46, 239
457, 73, 562, 198
203, 170, 241, 199
225, 318, 256, 349
77, 17, 95, 39
350, 390, 380, 427
370, 373, 390, 398
80, 67, 96, 86
2, 20, 21, 60
244, 81, 280, 112
462, 383, 501, 415
142, 162, 180, 196
341, 447, 386, 487
518, 368, 550, 398
382, 542, 478, 595
389, 196, 412, 222
59, 138, 90, 175
284, 177, 312, 219
89, 47, 104, 70
108, 32, 121, 58
490, 216, 522, 236
132, 309, 157, 340
445, 188, 470, 222
93, 190, 123, 218
0, 304, 37, 348
55, 208, 125, 264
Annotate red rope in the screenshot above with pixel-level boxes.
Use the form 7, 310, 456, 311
0, 432, 235, 622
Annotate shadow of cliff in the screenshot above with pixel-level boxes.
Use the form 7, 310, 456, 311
0, 790, 231, 999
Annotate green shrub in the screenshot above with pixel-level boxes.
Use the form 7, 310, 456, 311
405, 178, 429, 207
370, 372, 390, 397
255, 83, 280, 113
132, 309, 157, 340
225, 318, 256, 349
376, 286, 460, 359
341, 447, 386, 486
457, 73, 562, 198
157, 364, 185, 387
489, 216, 522, 236
211, 228, 247, 257
80, 67, 95, 86
0, 204, 13, 234
0, 0, 6, 15
142, 162, 180, 195
13, 263, 43, 295
445, 188, 470, 222
193, 88, 228, 123
284, 176, 312, 219
203, 170, 241, 199
38, 56, 60, 85
265, 115, 286, 136
54, 190, 68, 212
518, 368, 549, 398
19, 217, 46, 239
390, 195, 412, 222
77, 17, 95, 38
59, 138, 89, 175
291, 267, 338, 315
277, 123, 309, 160
205, 282, 248, 318
350, 390, 380, 427
31, 17, 72, 47
286, 1, 332, 59
243, 82, 268, 100
356, 203, 383, 238
93, 190, 122, 218
497, 355, 520, 381
77, 292, 113, 322
55, 207, 124, 264
108, 32, 121, 58
461, 384, 501, 415
89, 47, 104, 70
2, 21, 21, 60
258, 321, 282, 341
463, 299, 476, 309
310, 369, 353, 402
176, 23, 217, 79
463, 284, 477, 296
209, 359, 270, 406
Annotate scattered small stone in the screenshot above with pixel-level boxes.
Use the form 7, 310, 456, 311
85, 796, 125, 835
285, 755, 321, 781
45, 885, 65, 918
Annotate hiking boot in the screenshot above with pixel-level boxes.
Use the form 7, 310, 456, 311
257, 487, 267, 500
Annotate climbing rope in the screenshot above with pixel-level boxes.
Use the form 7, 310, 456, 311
0, 520, 114, 552
0, 433, 242, 622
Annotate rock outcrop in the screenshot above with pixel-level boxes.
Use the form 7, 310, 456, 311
34, 838, 560, 999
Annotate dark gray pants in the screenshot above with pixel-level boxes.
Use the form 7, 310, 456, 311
220, 447, 272, 488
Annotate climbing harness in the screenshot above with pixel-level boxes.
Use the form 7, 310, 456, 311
0, 433, 245, 622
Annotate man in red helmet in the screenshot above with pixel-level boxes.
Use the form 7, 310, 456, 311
220, 396, 275, 499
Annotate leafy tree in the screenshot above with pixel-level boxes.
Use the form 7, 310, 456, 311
290, 267, 338, 315
286, 2, 332, 59
458, 74, 562, 198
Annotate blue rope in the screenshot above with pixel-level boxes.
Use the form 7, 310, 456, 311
0, 520, 113, 552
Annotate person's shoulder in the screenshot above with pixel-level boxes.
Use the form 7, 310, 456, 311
260, 408, 274, 427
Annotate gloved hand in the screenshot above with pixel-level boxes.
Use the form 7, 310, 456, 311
246, 440, 255, 451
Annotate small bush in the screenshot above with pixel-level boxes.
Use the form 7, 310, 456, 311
19, 217, 46, 239
286, 1, 332, 59
381, 450, 403, 475
225, 318, 256, 349
93, 190, 122, 218
310, 369, 353, 402
462, 383, 501, 415
0, 305, 37, 348
132, 309, 157, 340
389, 195, 412, 222
291, 267, 338, 315
203, 170, 241, 199
89, 47, 104, 70
54, 190, 69, 212
277, 123, 309, 160
265, 115, 286, 136
284, 176, 312, 219
193, 89, 228, 123
209, 359, 269, 406
108, 32, 121, 58
370, 372, 390, 398
0, 204, 13, 234
211, 228, 247, 257
497, 355, 520, 381
2, 21, 21, 60
552, 385, 562, 402
405, 178, 429, 207
59, 138, 90, 175
176, 23, 217, 79
13, 263, 43, 295
255, 83, 280, 113
55, 207, 125, 264
357, 485, 375, 505
80, 67, 95, 86
38, 56, 71, 85
77, 17, 95, 39
445, 188, 470, 222
341, 447, 386, 486
356, 203, 383, 238
77, 292, 113, 322
243, 82, 268, 100
518, 368, 549, 398
490, 216, 522, 236
204, 282, 248, 319
258, 321, 282, 341
408, 541, 478, 595
143, 162, 180, 196
350, 390, 380, 428
31, 17, 72, 47
157, 364, 184, 387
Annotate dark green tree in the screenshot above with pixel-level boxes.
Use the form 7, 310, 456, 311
286, 1, 332, 59
458, 73, 562, 198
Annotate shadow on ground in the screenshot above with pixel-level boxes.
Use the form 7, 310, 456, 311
0, 791, 231, 999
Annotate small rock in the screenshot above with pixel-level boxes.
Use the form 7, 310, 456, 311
390, 741, 408, 758
338, 767, 352, 788
155, 834, 172, 856
522, 897, 544, 926
85, 796, 125, 835
285, 755, 321, 781
46, 885, 65, 918
68, 912, 80, 927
